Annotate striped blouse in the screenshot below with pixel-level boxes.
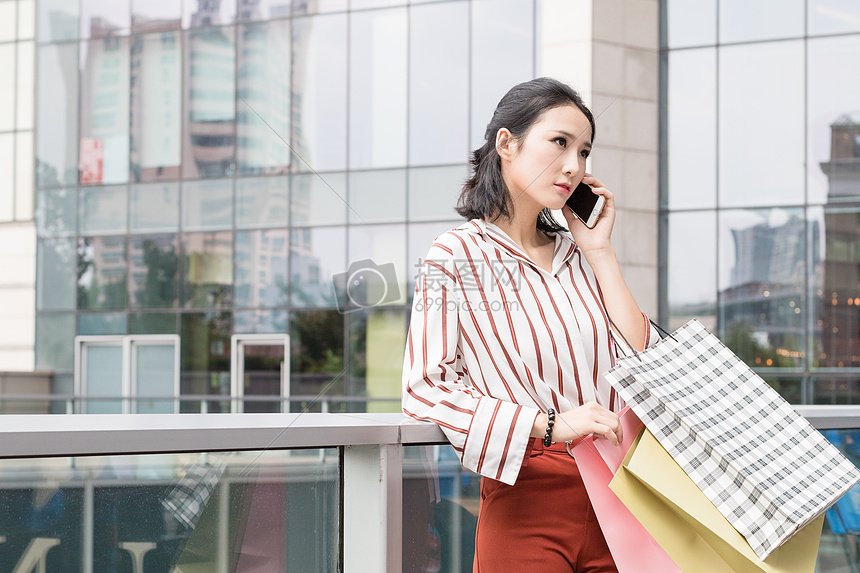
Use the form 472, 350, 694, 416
402, 219, 654, 485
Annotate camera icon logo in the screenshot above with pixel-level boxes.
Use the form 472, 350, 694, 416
333, 259, 401, 312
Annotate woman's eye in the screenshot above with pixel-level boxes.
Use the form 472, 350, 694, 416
580, 149, 590, 159
553, 137, 567, 148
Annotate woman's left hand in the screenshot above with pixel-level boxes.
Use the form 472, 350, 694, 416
561, 174, 615, 257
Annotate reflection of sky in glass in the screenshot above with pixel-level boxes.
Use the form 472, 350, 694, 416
665, 0, 716, 48
719, 41, 804, 207
409, 2, 468, 166
80, 0, 130, 39
720, 0, 803, 43
666, 212, 715, 307
348, 224, 406, 306
349, 8, 407, 169
470, 0, 534, 150
809, 0, 860, 35
807, 36, 860, 204
666, 48, 716, 210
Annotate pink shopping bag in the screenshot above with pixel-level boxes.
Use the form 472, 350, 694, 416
572, 406, 682, 573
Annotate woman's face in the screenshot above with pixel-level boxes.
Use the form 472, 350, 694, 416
501, 104, 593, 213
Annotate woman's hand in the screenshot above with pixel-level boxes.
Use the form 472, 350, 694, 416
561, 174, 616, 259
532, 402, 623, 446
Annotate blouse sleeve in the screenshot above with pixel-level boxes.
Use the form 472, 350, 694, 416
401, 244, 538, 486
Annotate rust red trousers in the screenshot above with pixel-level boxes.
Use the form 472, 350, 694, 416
473, 438, 618, 573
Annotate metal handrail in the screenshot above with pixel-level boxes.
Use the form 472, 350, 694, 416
0, 406, 857, 459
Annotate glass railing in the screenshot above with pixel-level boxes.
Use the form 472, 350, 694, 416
0, 407, 859, 571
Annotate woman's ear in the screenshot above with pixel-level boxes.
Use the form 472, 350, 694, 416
495, 128, 516, 161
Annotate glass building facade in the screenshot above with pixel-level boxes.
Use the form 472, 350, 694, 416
661, 0, 860, 405
33, 0, 543, 413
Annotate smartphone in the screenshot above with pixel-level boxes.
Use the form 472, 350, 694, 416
565, 181, 605, 229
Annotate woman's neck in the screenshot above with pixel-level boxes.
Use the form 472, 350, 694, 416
490, 207, 549, 250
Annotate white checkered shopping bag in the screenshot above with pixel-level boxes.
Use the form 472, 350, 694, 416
603, 318, 860, 561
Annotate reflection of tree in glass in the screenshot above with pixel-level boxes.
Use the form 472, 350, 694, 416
136, 239, 178, 307
77, 237, 127, 310
292, 311, 344, 374
725, 321, 796, 369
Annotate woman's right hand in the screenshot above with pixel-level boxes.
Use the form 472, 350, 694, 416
532, 402, 623, 446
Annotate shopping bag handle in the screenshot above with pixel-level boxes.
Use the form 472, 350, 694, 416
607, 316, 677, 362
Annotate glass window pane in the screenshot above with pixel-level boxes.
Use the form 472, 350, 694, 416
761, 375, 804, 405
180, 311, 231, 412
719, 41, 804, 207
182, 178, 233, 230
237, 20, 291, 175
79, 185, 127, 235
83, 343, 124, 413
35, 313, 75, 370
131, 31, 182, 182
813, 378, 860, 404
37, 237, 77, 310
129, 234, 179, 308
136, 343, 176, 413
348, 169, 406, 224
665, 48, 716, 210
181, 231, 233, 308
80, 36, 130, 185
129, 311, 177, 333
37, 42, 79, 188
349, 8, 407, 169
811, 205, 860, 369
292, 14, 347, 172
18, 0, 35, 40
234, 308, 287, 333
36, 188, 77, 237
407, 221, 460, 303
719, 0, 804, 43
809, 0, 860, 35
290, 309, 345, 407
78, 311, 127, 334
78, 236, 128, 310
15, 131, 34, 220
0, 2, 16, 42
183, 0, 237, 28
290, 172, 347, 226
290, 226, 345, 307
664, 211, 717, 331
238, 1, 292, 22
0, 134, 12, 221
408, 165, 467, 222
348, 308, 407, 413
719, 209, 805, 369
403, 444, 480, 571
235, 229, 288, 308
183, 26, 236, 179
17, 41, 35, 129
665, 0, 716, 48
351, 0, 403, 8
80, 0, 131, 39
130, 182, 179, 232
236, 176, 288, 228
471, 0, 533, 150
409, 2, 468, 166
346, 224, 406, 309
132, 0, 181, 33
808, 36, 860, 204
38, 0, 80, 42
0, 44, 14, 131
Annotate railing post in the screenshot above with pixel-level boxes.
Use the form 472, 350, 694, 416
343, 443, 403, 573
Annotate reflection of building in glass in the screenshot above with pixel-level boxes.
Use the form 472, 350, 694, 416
130, 32, 181, 181
720, 215, 807, 367
819, 114, 860, 367
184, 25, 235, 178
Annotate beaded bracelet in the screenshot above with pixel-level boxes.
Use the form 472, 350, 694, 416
543, 408, 556, 447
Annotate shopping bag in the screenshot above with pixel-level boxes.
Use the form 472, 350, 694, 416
603, 318, 859, 559
609, 428, 823, 573
572, 407, 682, 572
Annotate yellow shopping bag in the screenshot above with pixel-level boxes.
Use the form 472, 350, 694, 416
609, 429, 823, 573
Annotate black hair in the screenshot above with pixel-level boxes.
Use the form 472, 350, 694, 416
457, 77, 596, 234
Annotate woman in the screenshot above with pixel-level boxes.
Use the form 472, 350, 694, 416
402, 77, 655, 572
